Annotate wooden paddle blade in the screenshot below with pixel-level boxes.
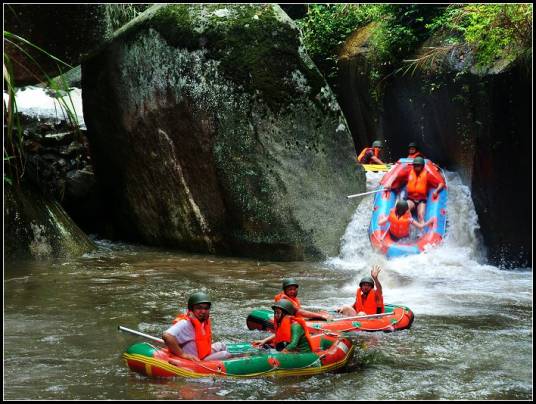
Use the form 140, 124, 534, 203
361, 164, 391, 172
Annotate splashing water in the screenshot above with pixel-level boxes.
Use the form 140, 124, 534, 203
327, 170, 532, 317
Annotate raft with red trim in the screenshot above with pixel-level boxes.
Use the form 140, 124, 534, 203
122, 333, 354, 378
369, 158, 447, 258
246, 304, 414, 335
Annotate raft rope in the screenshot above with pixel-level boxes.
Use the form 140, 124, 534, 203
333, 308, 407, 333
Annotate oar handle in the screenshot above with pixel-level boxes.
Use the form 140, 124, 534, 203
347, 188, 386, 199
329, 312, 393, 322
118, 325, 165, 344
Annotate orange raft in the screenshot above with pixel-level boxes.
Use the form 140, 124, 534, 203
122, 332, 355, 378
247, 304, 414, 335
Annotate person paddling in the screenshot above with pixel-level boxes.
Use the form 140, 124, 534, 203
275, 278, 331, 321
253, 299, 315, 353
356, 140, 386, 164
162, 292, 231, 362
378, 199, 433, 241
336, 265, 385, 317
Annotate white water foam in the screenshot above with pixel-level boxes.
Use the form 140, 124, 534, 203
4, 86, 85, 129
327, 170, 533, 317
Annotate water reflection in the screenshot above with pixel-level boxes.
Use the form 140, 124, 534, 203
4, 241, 532, 400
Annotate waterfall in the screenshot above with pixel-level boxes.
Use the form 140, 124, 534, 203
326, 170, 532, 316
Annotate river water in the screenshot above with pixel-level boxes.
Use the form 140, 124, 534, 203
3, 171, 532, 400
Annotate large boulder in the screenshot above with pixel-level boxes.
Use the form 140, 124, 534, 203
4, 183, 96, 260
82, 4, 362, 261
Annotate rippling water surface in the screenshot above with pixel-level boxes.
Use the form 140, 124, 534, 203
4, 171, 532, 400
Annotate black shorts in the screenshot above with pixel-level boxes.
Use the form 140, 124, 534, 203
406, 197, 426, 207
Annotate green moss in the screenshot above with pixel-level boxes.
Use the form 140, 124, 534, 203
148, 4, 324, 113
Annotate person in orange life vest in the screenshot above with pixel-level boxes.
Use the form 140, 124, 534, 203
407, 142, 424, 159
336, 265, 384, 317
356, 140, 385, 164
384, 156, 445, 223
162, 292, 231, 362
378, 199, 433, 240
253, 299, 314, 353
274, 278, 331, 321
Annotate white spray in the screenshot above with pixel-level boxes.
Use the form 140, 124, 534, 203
327, 171, 532, 316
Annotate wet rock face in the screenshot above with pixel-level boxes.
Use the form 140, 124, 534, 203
4, 184, 96, 261
336, 24, 531, 266
5, 85, 100, 234
82, 4, 362, 260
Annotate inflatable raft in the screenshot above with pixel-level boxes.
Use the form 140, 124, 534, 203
369, 158, 447, 258
122, 334, 354, 378
246, 304, 414, 335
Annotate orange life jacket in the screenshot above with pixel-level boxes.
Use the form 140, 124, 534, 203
408, 151, 423, 158
407, 168, 429, 201
172, 312, 212, 360
274, 292, 302, 310
388, 208, 412, 238
353, 288, 384, 315
357, 147, 380, 163
273, 314, 315, 351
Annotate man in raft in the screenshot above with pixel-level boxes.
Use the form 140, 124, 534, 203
407, 142, 424, 158
383, 156, 445, 223
163, 291, 232, 362
275, 278, 331, 321
356, 140, 386, 164
336, 265, 384, 317
377, 199, 434, 241
253, 299, 315, 353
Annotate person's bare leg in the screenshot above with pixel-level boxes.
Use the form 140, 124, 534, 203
417, 202, 426, 223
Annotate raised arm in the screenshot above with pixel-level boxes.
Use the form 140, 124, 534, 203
371, 265, 383, 298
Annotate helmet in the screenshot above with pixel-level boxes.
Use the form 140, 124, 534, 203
272, 299, 296, 315
282, 278, 299, 289
413, 156, 425, 166
359, 276, 375, 287
187, 292, 211, 309
408, 142, 417, 148
372, 140, 382, 148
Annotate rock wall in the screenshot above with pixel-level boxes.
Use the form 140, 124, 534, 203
337, 26, 532, 267
82, 4, 362, 261
4, 183, 96, 261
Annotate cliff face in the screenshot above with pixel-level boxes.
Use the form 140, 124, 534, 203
337, 25, 532, 267
82, 4, 362, 261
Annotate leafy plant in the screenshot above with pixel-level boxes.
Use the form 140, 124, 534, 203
107, 4, 152, 31
3, 31, 79, 185
296, 4, 382, 85
425, 4, 533, 70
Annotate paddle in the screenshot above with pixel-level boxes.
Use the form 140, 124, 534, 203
361, 164, 392, 172
328, 312, 394, 322
118, 325, 165, 344
118, 325, 264, 355
347, 188, 386, 199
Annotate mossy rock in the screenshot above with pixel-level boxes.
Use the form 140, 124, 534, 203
82, 4, 364, 260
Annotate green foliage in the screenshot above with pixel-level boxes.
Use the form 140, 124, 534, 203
426, 4, 533, 69
3, 31, 80, 185
107, 4, 152, 31
296, 4, 382, 83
